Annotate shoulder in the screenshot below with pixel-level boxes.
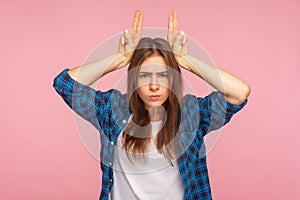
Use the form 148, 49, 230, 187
104, 89, 128, 107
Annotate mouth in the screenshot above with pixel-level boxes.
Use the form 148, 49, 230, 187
149, 95, 161, 101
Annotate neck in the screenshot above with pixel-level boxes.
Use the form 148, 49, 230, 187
149, 106, 165, 122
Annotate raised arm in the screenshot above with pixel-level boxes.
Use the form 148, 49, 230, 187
53, 11, 143, 130
168, 10, 251, 105
67, 10, 143, 86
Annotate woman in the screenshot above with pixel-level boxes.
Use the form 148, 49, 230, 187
53, 10, 250, 200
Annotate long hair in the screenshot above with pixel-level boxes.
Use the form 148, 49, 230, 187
123, 37, 183, 164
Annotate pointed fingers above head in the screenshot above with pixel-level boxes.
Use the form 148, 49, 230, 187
132, 10, 141, 30
168, 12, 174, 32
137, 13, 143, 30
173, 10, 178, 32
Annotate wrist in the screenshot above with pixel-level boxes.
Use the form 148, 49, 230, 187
116, 52, 127, 60
175, 54, 190, 69
181, 54, 191, 60
115, 52, 130, 68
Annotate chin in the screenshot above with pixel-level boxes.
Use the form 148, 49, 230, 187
146, 102, 163, 109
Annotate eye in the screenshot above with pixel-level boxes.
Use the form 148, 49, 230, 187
139, 73, 150, 78
158, 73, 168, 78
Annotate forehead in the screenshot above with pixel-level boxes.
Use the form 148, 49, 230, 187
140, 55, 167, 72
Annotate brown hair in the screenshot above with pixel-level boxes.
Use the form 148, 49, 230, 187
123, 37, 183, 163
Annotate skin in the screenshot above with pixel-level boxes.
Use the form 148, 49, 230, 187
136, 55, 170, 110
67, 10, 250, 106
66, 11, 143, 85
167, 10, 251, 105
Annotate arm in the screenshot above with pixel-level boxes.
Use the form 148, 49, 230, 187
67, 53, 127, 86
68, 10, 143, 86
53, 11, 143, 130
168, 11, 251, 105
177, 55, 251, 105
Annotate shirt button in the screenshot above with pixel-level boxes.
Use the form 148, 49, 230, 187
110, 141, 114, 145
122, 119, 127, 124
109, 179, 113, 182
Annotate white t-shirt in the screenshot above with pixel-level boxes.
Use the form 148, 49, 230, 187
109, 120, 184, 200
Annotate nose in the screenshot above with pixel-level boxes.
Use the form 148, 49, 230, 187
149, 75, 159, 91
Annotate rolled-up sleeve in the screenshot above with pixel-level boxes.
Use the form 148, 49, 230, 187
198, 91, 248, 135
53, 68, 114, 130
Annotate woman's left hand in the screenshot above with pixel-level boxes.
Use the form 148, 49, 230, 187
167, 10, 189, 70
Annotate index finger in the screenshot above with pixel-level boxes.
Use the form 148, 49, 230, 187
137, 13, 143, 30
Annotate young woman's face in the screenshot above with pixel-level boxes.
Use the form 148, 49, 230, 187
137, 55, 170, 110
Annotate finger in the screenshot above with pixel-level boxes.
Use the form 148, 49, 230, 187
121, 29, 129, 44
132, 10, 140, 30
123, 28, 133, 44
180, 30, 185, 42
120, 33, 126, 45
168, 12, 174, 32
137, 13, 143, 30
182, 32, 187, 45
175, 31, 184, 44
173, 10, 178, 32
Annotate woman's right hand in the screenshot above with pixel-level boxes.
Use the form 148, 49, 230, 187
118, 10, 143, 64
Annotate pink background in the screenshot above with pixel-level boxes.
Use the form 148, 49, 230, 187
1, 0, 300, 199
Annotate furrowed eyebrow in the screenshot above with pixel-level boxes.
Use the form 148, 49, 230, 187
139, 72, 151, 75
139, 71, 168, 74
157, 71, 168, 74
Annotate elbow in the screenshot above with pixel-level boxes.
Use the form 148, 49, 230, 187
231, 83, 251, 105
225, 83, 251, 105
238, 83, 251, 103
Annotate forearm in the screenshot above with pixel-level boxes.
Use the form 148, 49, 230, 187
180, 55, 251, 104
67, 53, 128, 86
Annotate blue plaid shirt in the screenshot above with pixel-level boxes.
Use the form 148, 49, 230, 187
53, 68, 247, 200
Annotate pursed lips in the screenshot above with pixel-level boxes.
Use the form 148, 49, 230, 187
149, 95, 161, 101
